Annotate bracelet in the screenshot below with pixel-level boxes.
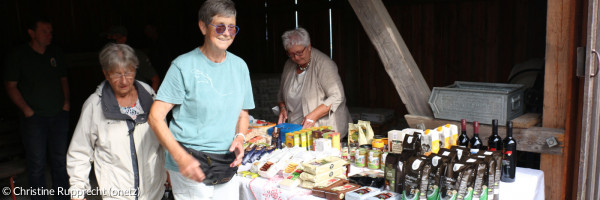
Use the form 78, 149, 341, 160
306, 118, 314, 123
235, 133, 246, 141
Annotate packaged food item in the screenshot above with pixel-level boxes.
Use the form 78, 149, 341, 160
401, 156, 430, 200
323, 183, 361, 200
307, 130, 313, 151
388, 130, 404, 153
423, 155, 449, 200
445, 124, 459, 146
358, 120, 375, 145
467, 156, 490, 200
439, 162, 474, 200
300, 131, 308, 149
348, 123, 359, 146
421, 129, 433, 156
384, 153, 401, 192
345, 186, 381, 200
293, 131, 301, 147
286, 132, 295, 147
312, 178, 349, 198
315, 138, 333, 152
367, 150, 381, 170
302, 156, 348, 175
330, 132, 341, 150
299, 166, 346, 183
279, 169, 304, 190
380, 151, 388, 171
401, 133, 421, 156
350, 143, 358, 162
366, 191, 401, 200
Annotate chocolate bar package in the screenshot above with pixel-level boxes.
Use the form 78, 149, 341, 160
299, 166, 346, 183
323, 183, 361, 200
366, 191, 402, 200
312, 178, 349, 198
302, 156, 348, 175
345, 186, 381, 200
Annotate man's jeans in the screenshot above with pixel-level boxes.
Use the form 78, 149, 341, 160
20, 110, 70, 200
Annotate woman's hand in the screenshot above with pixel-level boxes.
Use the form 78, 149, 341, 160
278, 106, 288, 124
177, 154, 205, 182
229, 135, 245, 167
301, 116, 316, 129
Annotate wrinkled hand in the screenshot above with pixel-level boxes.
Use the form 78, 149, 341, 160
278, 107, 288, 124
23, 109, 34, 118
301, 117, 316, 129
229, 136, 245, 167
177, 153, 205, 182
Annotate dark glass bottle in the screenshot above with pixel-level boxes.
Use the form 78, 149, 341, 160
458, 119, 470, 148
469, 121, 483, 153
272, 127, 282, 149
487, 119, 503, 151
501, 121, 517, 182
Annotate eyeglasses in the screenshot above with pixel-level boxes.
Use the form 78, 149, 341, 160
208, 24, 240, 36
287, 47, 307, 58
109, 72, 135, 80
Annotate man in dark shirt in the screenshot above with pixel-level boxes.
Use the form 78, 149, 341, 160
3, 16, 70, 200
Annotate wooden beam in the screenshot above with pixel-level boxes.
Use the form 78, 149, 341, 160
404, 114, 564, 155
541, 0, 579, 199
348, 0, 433, 117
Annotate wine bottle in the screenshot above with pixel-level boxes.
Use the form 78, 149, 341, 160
501, 121, 517, 182
470, 121, 483, 154
458, 119, 470, 148
487, 119, 503, 151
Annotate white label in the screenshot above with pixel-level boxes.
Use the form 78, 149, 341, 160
466, 158, 477, 163
453, 164, 463, 171
412, 159, 422, 170
443, 151, 451, 156
407, 136, 413, 143
432, 156, 441, 166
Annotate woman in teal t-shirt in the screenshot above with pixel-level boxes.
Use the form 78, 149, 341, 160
148, 0, 254, 199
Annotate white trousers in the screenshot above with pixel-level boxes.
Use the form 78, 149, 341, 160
168, 169, 240, 200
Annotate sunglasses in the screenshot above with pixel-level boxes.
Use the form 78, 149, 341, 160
209, 23, 240, 36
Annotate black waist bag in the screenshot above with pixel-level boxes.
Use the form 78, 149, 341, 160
179, 143, 238, 185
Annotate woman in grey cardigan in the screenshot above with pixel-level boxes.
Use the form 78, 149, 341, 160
277, 27, 352, 137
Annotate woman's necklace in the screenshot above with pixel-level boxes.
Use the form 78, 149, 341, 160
298, 60, 311, 72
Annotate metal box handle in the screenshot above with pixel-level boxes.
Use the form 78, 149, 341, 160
511, 95, 522, 111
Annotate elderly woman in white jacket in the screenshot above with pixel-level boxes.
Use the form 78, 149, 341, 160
67, 43, 166, 200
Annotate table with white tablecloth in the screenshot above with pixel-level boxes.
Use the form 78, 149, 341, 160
239, 166, 544, 200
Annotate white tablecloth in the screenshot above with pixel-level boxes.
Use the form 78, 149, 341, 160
239, 166, 544, 200
499, 167, 545, 200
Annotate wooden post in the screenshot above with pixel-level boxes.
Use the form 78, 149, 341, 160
542, 0, 579, 199
348, 0, 433, 117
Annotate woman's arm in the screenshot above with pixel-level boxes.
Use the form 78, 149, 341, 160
148, 100, 205, 182
66, 98, 96, 200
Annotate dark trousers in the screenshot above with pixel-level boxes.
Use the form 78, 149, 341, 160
20, 111, 70, 200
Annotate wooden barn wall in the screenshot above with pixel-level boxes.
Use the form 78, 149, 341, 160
0, 0, 547, 120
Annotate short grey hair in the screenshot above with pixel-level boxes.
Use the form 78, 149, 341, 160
281, 27, 311, 50
198, 0, 237, 25
99, 43, 138, 72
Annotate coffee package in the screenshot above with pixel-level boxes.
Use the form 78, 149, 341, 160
402, 156, 430, 200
